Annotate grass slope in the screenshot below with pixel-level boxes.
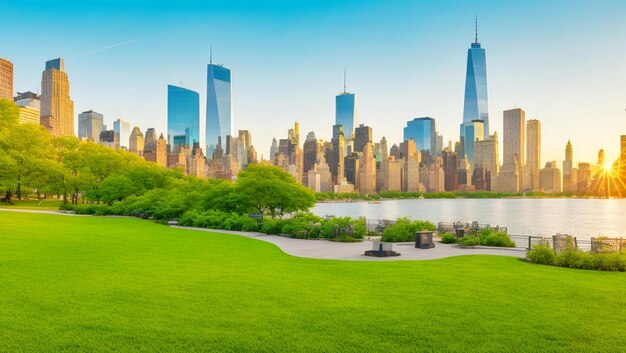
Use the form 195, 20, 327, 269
1, 211, 625, 353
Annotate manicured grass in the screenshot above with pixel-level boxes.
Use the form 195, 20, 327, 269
1, 211, 625, 352
0, 198, 63, 210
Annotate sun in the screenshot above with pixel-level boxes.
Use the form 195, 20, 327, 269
603, 163, 612, 171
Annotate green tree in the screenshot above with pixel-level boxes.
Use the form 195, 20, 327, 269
99, 175, 135, 205
235, 164, 315, 217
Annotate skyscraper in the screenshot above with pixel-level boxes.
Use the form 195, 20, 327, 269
78, 110, 104, 142
498, 108, 525, 192
336, 69, 357, 141
129, 127, 144, 157
354, 123, 372, 153
525, 119, 541, 191
403, 117, 436, 160
40, 58, 74, 136
14, 92, 40, 124
462, 19, 489, 133
168, 84, 200, 148
113, 119, 131, 149
206, 57, 233, 155
563, 140, 575, 192
0, 58, 13, 100
459, 119, 485, 164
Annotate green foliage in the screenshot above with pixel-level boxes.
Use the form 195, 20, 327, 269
526, 241, 556, 265
440, 232, 457, 244
381, 218, 436, 242
458, 235, 480, 246
478, 228, 516, 247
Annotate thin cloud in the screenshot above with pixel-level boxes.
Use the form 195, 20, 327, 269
69, 39, 137, 58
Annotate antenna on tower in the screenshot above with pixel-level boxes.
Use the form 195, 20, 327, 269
343, 65, 347, 93
475, 15, 478, 43
210, 44, 213, 64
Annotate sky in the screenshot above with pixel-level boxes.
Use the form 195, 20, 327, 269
2, 0, 626, 164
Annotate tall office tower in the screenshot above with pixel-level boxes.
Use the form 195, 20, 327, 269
188, 142, 207, 179
0, 58, 13, 100
442, 148, 459, 191
78, 110, 104, 142
597, 149, 605, 166
329, 124, 345, 184
379, 137, 389, 161
269, 138, 278, 162
303, 132, 319, 176
404, 117, 436, 162
113, 119, 131, 149
435, 132, 443, 157
473, 132, 500, 191
14, 92, 41, 124
129, 127, 144, 156
389, 144, 400, 160
40, 58, 74, 136
144, 128, 166, 167
306, 156, 333, 193
293, 122, 300, 146
498, 108, 525, 192
336, 69, 357, 141
577, 162, 591, 194
399, 139, 419, 161
380, 157, 402, 192
459, 119, 485, 164
357, 142, 377, 194
206, 58, 233, 155
167, 84, 200, 148
237, 130, 252, 167
462, 19, 489, 134
344, 153, 360, 186
562, 140, 574, 192
524, 119, 541, 191
540, 161, 562, 194
354, 123, 372, 153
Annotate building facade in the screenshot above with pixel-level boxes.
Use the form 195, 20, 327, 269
167, 84, 200, 148
78, 110, 104, 142
462, 28, 489, 133
403, 117, 436, 160
0, 58, 13, 100
40, 58, 74, 136
206, 63, 233, 155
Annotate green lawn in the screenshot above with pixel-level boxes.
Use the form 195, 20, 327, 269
0, 198, 63, 210
1, 211, 624, 352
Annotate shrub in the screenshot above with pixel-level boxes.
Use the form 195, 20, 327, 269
479, 229, 516, 247
178, 211, 199, 226
381, 218, 436, 242
554, 250, 583, 268
527, 241, 556, 265
458, 235, 480, 247
260, 218, 285, 235
440, 232, 457, 244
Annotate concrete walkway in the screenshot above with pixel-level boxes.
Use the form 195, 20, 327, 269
0, 209, 527, 261
173, 226, 527, 261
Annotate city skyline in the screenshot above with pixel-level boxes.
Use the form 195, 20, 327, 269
2, 0, 626, 163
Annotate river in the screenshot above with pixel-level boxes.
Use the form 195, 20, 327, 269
311, 198, 626, 240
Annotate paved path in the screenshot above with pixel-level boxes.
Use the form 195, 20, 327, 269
173, 226, 527, 261
0, 209, 527, 261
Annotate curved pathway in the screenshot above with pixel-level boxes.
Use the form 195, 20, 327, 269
0, 208, 527, 261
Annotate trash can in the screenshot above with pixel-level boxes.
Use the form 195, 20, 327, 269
415, 231, 435, 249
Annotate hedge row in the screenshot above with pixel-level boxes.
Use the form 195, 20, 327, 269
527, 241, 626, 271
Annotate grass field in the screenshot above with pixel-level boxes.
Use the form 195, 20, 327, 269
1, 211, 625, 352
0, 198, 63, 210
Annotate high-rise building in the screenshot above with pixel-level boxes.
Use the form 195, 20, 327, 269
353, 123, 372, 153
206, 60, 233, 155
168, 84, 200, 148
78, 110, 104, 142
303, 132, 319, 176
40, 58, 74, 136
307, 157, 333, 193
379, 157, 402, 192
563, 140, 574, 192
459, 119, 485, 164
577, 162, 591, 194
435, 132, 443, 157
404, 117, 436, 160
329, 124, 345, 184
525, 119, 541, 192
13, 92, 40, 124
462, 20, 489, 133
113, 119, 131, 149
540, 161, 562, 194
336, 78, 357, 141
0, 58, 13, 100
357, 142, 376, 194
498, 108, 525, 192
129, 127, 144, 157
99, 130, 118, 150
474, 132, 499, 191
144, 129, 167, 167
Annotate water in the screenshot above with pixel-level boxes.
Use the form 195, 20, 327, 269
311, 198, 626, 240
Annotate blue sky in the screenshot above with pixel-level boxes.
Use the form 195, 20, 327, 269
3, 0, 626, 164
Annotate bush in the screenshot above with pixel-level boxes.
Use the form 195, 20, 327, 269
381, 218, 436, 242
458, 235, 480, 246
440, 232, 457, 244
479, 229, 516, 247
527, 241, 556, 265
260, 218, 285, 235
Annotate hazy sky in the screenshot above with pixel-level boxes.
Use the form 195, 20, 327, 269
3, 0, 626, 164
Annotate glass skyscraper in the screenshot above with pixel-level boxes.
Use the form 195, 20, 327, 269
336, 92, 357, 141
206, 63, 233, 155
462, 31, 489, 134
403, 117, 436, 158
167, 84, 200, 148
459, 119, 485, 164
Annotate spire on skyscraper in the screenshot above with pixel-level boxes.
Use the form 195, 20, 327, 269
475, 15, 478, 43
343, 66, 347, 93
210, 44, 212, 64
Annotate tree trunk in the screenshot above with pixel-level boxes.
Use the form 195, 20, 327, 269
5, 190, 13, 205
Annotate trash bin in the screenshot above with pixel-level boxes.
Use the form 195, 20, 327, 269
415, 231, 435, 249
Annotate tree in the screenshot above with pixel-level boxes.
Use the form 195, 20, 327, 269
235, 164, 315, 217
99, 175, 134, 205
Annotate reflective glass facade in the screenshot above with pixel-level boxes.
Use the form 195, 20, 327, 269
459, 120, 485, 163
167, 84, 200, 147
335, 93, 357, 140
462, 42, 489, 134
206, 64, 232, 154
403, 117, 436, 157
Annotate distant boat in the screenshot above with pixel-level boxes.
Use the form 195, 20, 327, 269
368, 201, 382, 204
